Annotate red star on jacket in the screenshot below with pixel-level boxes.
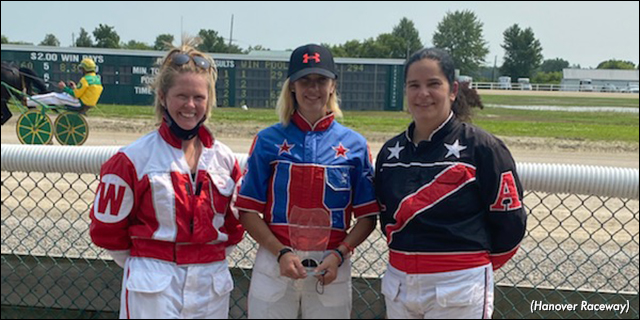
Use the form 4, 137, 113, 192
276, 139, 295, 155
332, 142, 349, 159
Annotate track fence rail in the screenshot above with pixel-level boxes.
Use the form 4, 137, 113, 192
1, 144, 638, 318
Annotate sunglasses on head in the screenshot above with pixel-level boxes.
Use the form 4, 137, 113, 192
167, 52, 212, 70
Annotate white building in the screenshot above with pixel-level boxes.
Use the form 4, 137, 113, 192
561, 69, 639, 92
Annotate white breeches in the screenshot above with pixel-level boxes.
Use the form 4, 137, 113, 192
119, 257, 233, 319
247, 246, 352, 319
27, 92, 80, 107
382, 263, 494, 319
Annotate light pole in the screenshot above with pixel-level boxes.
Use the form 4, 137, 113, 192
229, 14, 234, 48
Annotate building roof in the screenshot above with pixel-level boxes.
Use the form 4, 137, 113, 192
563, 68, 639, 81
1, 44, 405, 65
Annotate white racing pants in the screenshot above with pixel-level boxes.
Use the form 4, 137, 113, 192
119, 257, 234, 319
247, 246, 352, 319
26, 92, 81, 107
382, 263, 494, 319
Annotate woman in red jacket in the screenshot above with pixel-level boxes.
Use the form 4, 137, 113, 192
90, 41, 243, 319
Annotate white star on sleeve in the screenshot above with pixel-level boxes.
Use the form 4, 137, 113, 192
387, 141, 405, 160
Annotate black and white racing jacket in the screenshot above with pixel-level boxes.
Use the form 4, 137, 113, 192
375, 113, 526, 274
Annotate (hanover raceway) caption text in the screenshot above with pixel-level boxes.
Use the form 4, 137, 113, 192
530, 300, 630, 314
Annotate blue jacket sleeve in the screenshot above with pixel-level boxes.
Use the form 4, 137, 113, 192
236, 134, 271, 215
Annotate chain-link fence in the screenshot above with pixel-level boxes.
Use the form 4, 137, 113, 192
2, 152, 639, 319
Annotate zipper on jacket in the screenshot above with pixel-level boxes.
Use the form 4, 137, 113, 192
185, 180, 195, 234
185, 174, 203, 235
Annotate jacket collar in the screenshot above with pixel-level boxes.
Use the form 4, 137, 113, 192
291, 111, 334, 132
159, 121, 214, 149
406, 112, 455, 144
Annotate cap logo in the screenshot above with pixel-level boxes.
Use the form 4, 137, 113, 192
303, 53, 321, 63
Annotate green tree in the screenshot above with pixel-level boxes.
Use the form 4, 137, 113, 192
532, 71, 562, 84
8, 40, 33, 45
375, 33, 407, 58
500, 24, 543, 79
325, 17, 421, 59
39, 34, 60, 47
226, 43, 243, 54
432, 10, 489, 74
392, 17, 423, 58
540, 58, 569, 73
341, 40, 363, 57
75, 28, 93, 47
244, 45, 270, 54
596, 59, 636, 70
197, 29, 227, 53
470, 65, 498, 82
335, 34, 407, 59
122, 40, 153, 50
327, 40, 362, 58
361, 36, 383, 58
327, 44, 347, 57
154, 34, 174, 51
1, 35, 8, 44
93, 24, 120, 48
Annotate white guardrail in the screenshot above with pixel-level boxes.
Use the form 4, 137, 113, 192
472, 82, 640, 93
1, 144, 638, 200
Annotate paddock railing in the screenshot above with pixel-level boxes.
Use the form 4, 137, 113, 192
1, 144, 638, 319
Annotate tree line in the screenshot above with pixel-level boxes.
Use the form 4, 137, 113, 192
2, 12, 638, 83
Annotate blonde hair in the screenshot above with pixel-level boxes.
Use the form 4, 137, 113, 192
276, 78, 343, 126
153, 38, 218, 125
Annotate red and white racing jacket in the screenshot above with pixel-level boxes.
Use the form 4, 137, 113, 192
90, 123, 244, 265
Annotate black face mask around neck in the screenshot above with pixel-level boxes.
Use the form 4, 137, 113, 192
163, 108, 204, 141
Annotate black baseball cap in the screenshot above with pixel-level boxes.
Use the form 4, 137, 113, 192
287, 44, 338, 82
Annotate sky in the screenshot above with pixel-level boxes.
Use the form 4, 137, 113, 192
2, 1, 638, 68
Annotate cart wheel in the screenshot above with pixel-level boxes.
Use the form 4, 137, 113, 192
54, 112, 89, 146
16, 110, 53, 145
